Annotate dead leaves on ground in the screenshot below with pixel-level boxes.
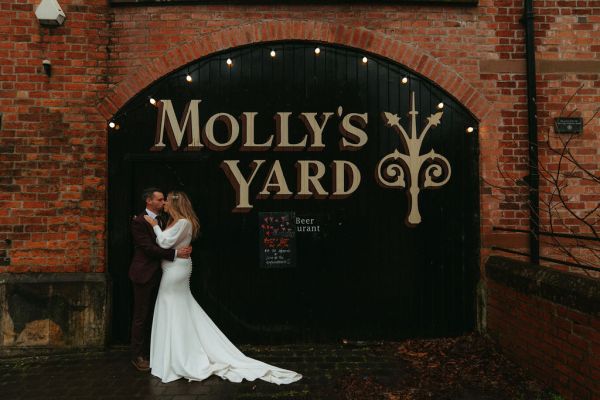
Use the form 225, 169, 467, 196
323, 334, 558, 400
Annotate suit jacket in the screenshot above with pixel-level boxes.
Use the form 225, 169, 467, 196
128, 212, 176, 284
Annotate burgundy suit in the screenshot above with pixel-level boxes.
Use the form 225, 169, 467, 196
129, 212, 175, 359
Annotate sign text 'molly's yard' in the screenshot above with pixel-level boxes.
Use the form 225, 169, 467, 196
151, 100, 367, 212
150, 97, 451, 226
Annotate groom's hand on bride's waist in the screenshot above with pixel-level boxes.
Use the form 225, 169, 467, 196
176, 246, 192, 259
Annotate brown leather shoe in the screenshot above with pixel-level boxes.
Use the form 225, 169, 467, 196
131, 356, 150, 372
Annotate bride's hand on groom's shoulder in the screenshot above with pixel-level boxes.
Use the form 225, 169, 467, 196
143, 215, 158, 226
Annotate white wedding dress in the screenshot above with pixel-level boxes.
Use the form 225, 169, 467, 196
149, 218, 302, 384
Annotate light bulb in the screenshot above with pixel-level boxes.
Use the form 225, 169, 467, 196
401, 77, 408, 84
466, 127, 474, 133
226, 58, 232, 66
270, 50, 276, 57
186, 74, 192, 82
149, 97, 156, 105
314, 47, 321, 55
437, 102, 444, 109
108, 121, 116, 129
362, 57, 368, 64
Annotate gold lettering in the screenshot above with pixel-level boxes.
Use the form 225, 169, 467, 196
339, 112, 368, 150
240, 112, 273, 151
330, 160, 361, 199
202, 113, 239, 151
220, 160, 265, 212
295, 160, 328, 199
257, 160, 293, 199
298, 112, 333, 151
152, 100, 203, 151
274, 112, 307, 151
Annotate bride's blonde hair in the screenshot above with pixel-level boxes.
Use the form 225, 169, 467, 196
166, 190, 200, 239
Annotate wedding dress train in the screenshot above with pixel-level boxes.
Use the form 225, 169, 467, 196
149, 219, 302, 384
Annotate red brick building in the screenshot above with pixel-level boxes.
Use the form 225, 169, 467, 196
0, 0, 598, 398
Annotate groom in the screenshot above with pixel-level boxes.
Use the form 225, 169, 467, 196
129, 187, 192, 371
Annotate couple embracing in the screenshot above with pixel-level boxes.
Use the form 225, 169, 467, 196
128, 188, 302, 384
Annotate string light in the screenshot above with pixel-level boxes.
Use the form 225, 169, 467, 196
437, 102, 444, 109
109, 46, 433, 136
466, 127, 474, 133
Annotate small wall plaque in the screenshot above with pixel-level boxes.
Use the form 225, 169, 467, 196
554, 117, 583, 134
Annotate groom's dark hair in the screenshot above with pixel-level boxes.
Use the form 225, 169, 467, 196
142, 187, 163, 203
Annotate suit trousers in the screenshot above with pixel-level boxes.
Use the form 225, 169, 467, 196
130, 272, 161, 359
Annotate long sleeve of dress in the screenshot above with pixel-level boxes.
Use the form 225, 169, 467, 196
153, 219, 192, 249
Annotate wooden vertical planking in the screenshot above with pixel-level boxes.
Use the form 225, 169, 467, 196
108, 41, 479, 343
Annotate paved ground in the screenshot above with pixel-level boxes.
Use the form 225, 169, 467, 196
0, 337, 558, 400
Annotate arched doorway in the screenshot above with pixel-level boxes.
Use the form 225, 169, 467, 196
108, 41, 479, 344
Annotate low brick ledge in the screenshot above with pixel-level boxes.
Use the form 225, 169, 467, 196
485, 256, 600, 316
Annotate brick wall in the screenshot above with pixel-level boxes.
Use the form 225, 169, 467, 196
0, 0, 109, 273
486, 256, 600, 400
0, 1, 598, 274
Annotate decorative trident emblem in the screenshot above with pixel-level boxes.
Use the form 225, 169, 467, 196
376, 92, 451, 226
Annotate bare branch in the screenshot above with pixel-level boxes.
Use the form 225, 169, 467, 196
559, 84, 584, 117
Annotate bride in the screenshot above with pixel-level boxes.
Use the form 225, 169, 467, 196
143, 190, 302, 385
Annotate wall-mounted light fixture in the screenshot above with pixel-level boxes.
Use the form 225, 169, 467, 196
42, 59, 51, 76
35, 0, 66, 27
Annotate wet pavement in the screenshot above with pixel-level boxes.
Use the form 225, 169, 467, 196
0, 338, 557, 400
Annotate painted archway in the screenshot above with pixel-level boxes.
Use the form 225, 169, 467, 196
107, 40, 480, 344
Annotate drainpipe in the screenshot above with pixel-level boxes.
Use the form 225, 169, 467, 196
523, 0, 540, 264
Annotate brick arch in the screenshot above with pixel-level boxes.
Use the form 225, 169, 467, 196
97, 21, 492, 121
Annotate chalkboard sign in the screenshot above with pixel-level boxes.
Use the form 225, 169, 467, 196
259, 212, 297, 269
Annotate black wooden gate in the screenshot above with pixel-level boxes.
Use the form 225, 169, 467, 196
108, 41, 479, 344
